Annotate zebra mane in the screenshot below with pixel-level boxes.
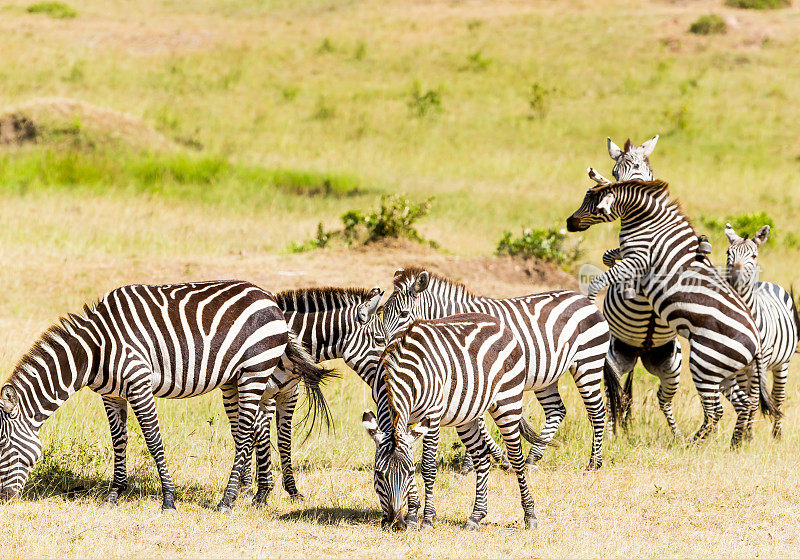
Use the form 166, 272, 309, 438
275, 287, 374, 313
10, 303, 98, 380
589, 179, 694, 230
393, 266, 475, 297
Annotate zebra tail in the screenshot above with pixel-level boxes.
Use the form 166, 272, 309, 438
755, 352, 778, 418
285, 333, 340, 438
519, 417, 553, 448
604, 358, 624, 434
791, 286, 800, 353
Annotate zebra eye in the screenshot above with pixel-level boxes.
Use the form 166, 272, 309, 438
399, 310, 410, 319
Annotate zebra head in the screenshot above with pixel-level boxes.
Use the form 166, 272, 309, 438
362, 409, 430, 530
382, 269, 430, 339
341, 287, 387, 368
725, 223, 768, 295
607, 136, 658, 181
566, 183, 621, 232
0, 384, 40, 499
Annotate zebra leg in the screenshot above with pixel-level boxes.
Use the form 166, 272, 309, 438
457, 422, 492, 531
102, 396, 129, 506
640, 341, 682, 438
525, 384, 566, 469
127, 387, 176, 513
607, 338, 638, 430
689, 357, 725, 443
251, 402, 274, 507
275, 385, 303, 500
771, 362, 789, 439
571, 359, 607, 471
419, 428, 441, 529
490, 405, 536, 530
459, 418, 508, 475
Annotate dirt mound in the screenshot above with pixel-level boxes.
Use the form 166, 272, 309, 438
0, 97, 173, 151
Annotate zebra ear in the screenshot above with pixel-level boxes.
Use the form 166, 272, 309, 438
640, 134, 659, 157
1, 385, 18, 414
362, 410, 385, 445
413, 271, 430, 294
753, 225, 770, 246
358, 289, 383, 323
596, 192, 615, 216
409, 417, 431, 444
725, 223, 741, 244
607, 137, 622, 161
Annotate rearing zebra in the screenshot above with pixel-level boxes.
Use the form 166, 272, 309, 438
362, 313, 538, 531
243, 286, 387, 502
0, 280, 335, 512
592, 135, 685, 435
566, 179, 775, 447
381, 268, 619, 471
725, 223, 799, 439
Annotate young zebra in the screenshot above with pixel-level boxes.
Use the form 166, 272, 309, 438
725, 223, 800, 438
362, 313, 538, 531
242, 286, 387, 502
381, 268, 619, 471
0, 280, 335, 512
566, 179, 775, 447
592, 135, 685, 435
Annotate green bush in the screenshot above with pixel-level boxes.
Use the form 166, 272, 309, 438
291, 194, 436, 252
700, 211, 775, 241
689, 15, 727, 35
725, 0, 790, 8
496, 227, 582, 266
27, 1, 77, 18
408, 81, 442, 117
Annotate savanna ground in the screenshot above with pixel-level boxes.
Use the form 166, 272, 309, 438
2, 0, 800, 557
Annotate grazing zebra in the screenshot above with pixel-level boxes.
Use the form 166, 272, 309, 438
725, 223, 800, 438
592, 135, 685, 435
242, 286, 387, 502
362, 313, 538, 531
0, 280, 335, 513
566, 179, 776, 447
381, 267, 619, 471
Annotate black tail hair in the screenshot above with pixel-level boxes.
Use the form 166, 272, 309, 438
754, 352, 778, 418
519, 417, 554, 448
791, 287, 800, 354
284, 333, 340, 440
604, 358, 625, 433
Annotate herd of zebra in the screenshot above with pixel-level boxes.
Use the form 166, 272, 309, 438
0, 135, 797, 531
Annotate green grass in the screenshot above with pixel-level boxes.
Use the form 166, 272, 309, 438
725, 0, 790, 8
26, 1, 76, 19
689, 15, 727, 35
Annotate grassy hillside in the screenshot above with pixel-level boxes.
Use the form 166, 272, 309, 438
1, 1, 800, 557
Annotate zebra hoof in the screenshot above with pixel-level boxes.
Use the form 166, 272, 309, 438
216, 501, 233, 514
457, 466, 474, 477
524, 516, 537, 530
462, 519, 480, 531
421, 519, 434, 530
289, 492, 305, 502
525, 461, 539, 473
499, 459, 512, 472
161, 506, 177, 515
252, 491, 270, 508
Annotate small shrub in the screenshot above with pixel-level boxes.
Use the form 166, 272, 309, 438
689, 15, 727, 35
354, 42, 367, 61
291, 194, 437, 252
700, 211, 776, 241
464, 50, 491, 72
725, 0, 790, 8
496, 227, 582, 266
528, 83, 553, 120
27, 1, 77, 18
317, 37, 335, 54
408, 81, 442, 117
312, 96, 336, 120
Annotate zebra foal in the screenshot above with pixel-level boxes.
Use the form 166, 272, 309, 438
725, 223, 799, 438
0, 280, 335, 512
566, 179, 775, 447
362, 313, 538, 531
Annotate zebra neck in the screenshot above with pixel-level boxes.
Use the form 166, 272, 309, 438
424, 282, 481, 315
619, 200, 697, 260
287, 308, 350, 361
736, 283, 756, 309
9, 323, 98, 431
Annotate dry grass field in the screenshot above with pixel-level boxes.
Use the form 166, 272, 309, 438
2, 0, 800, 557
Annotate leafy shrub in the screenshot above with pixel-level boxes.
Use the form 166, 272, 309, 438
291, 194, 436, 252
725, 0, 789, 8
27, 1, 77, 18
464, 50, 491, 72
496, 227, 582, 266
528, 83, 553, 120
408, 81, 442, 117
700, 211, 775, 241
689, 15, 727, 35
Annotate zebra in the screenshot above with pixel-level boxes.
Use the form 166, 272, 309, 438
381, 267, 620, 472
725, 223, 800, 439
241, 286, 387, 502
0, 280, 335, 513
591, 135, 686, 435
362, 313, 538, 531
566, 179, 776, 447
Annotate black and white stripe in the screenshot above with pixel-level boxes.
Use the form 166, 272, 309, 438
567, 179, 775, 447
725, 223, 799, 438
381, 267, 618, 471
0, 280, 335, 512
362, 313, 537, 531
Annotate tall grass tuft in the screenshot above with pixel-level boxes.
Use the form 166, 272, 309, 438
26, 1, 77, 19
